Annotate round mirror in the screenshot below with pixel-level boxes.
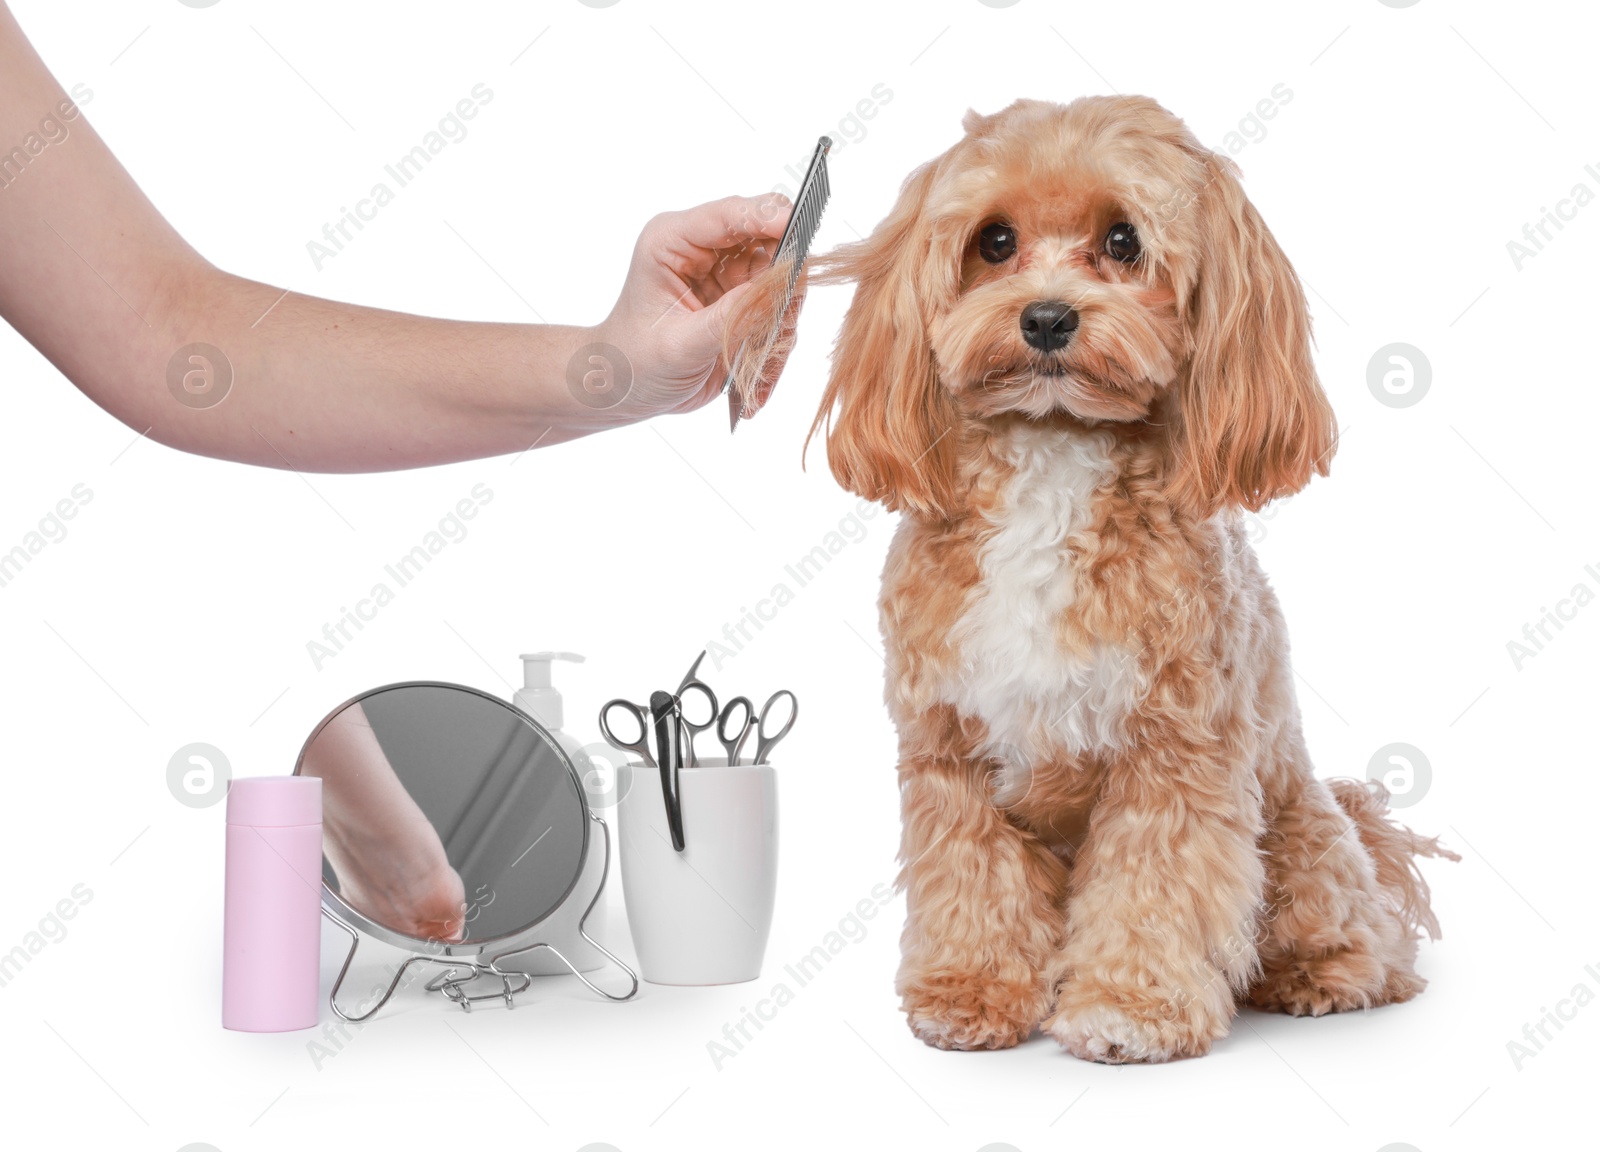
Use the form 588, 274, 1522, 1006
294, 682, 590, 955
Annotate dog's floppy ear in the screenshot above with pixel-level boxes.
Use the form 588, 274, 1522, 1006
807, 159, 962, 519
1165, 152, 1336, 515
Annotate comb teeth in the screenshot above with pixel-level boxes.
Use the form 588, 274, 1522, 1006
772, 136, 832, 309
724, 136, 833, 428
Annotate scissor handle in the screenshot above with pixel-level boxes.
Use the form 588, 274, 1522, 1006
676, 680, 719, 768
716, 696, 755, 766
597, 698, 655, 768
677, 680, 719, 731
753, 690, 798, 765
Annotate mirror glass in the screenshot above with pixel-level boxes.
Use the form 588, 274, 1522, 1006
296, 683, 588, 949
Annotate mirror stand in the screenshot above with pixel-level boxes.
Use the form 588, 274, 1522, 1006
325, 812, 639, 1021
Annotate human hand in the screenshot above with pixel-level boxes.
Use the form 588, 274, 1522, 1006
589, 194, 808, 420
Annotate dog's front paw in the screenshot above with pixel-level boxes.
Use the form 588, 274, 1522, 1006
1045, 978, 1225, 1064
901, 974, 1045, 1051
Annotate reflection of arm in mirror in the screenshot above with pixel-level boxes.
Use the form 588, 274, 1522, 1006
0, 3, 801, 470
302, 702, 468, 944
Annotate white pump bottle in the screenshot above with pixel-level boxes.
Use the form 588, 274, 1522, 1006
507, 651, 610, 975
514, 651, 585, 758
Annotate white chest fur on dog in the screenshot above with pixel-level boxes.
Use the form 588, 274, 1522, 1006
932, 423, 1147, 796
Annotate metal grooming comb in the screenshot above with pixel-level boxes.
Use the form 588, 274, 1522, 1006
723, 134, 832, 431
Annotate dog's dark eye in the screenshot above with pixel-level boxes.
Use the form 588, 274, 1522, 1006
1105, 222, 1141, 263
977, 222, 1017, 264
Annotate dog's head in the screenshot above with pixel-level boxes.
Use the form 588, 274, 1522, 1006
810, 96, 1335, 520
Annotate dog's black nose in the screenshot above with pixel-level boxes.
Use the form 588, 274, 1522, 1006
1020, 300, 1080, 352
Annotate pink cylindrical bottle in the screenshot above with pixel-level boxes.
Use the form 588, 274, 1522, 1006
222, 776, 323, 1032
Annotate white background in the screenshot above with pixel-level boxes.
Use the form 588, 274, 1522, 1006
0, 1, 1594, 1149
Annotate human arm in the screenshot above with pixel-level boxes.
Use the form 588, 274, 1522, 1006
0, 3, 794, 470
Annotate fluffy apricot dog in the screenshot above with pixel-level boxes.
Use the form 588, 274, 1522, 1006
807, 96, 1456, 1062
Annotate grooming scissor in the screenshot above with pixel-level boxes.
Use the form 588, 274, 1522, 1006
716, 696, 755, 765
597, 652, 721, 852
672, 650, 720, 768
598, 696, 658, 768
598, 652, 719, 768
598, 691, 687, 851
715, 689, 798, 766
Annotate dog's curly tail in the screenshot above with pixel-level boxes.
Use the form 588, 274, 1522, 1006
1327, 778, 1460, 942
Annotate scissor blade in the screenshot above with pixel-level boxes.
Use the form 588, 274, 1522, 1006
677, 650, 708, 694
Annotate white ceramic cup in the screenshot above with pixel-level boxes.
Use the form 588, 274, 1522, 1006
617, 758, 778, 985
